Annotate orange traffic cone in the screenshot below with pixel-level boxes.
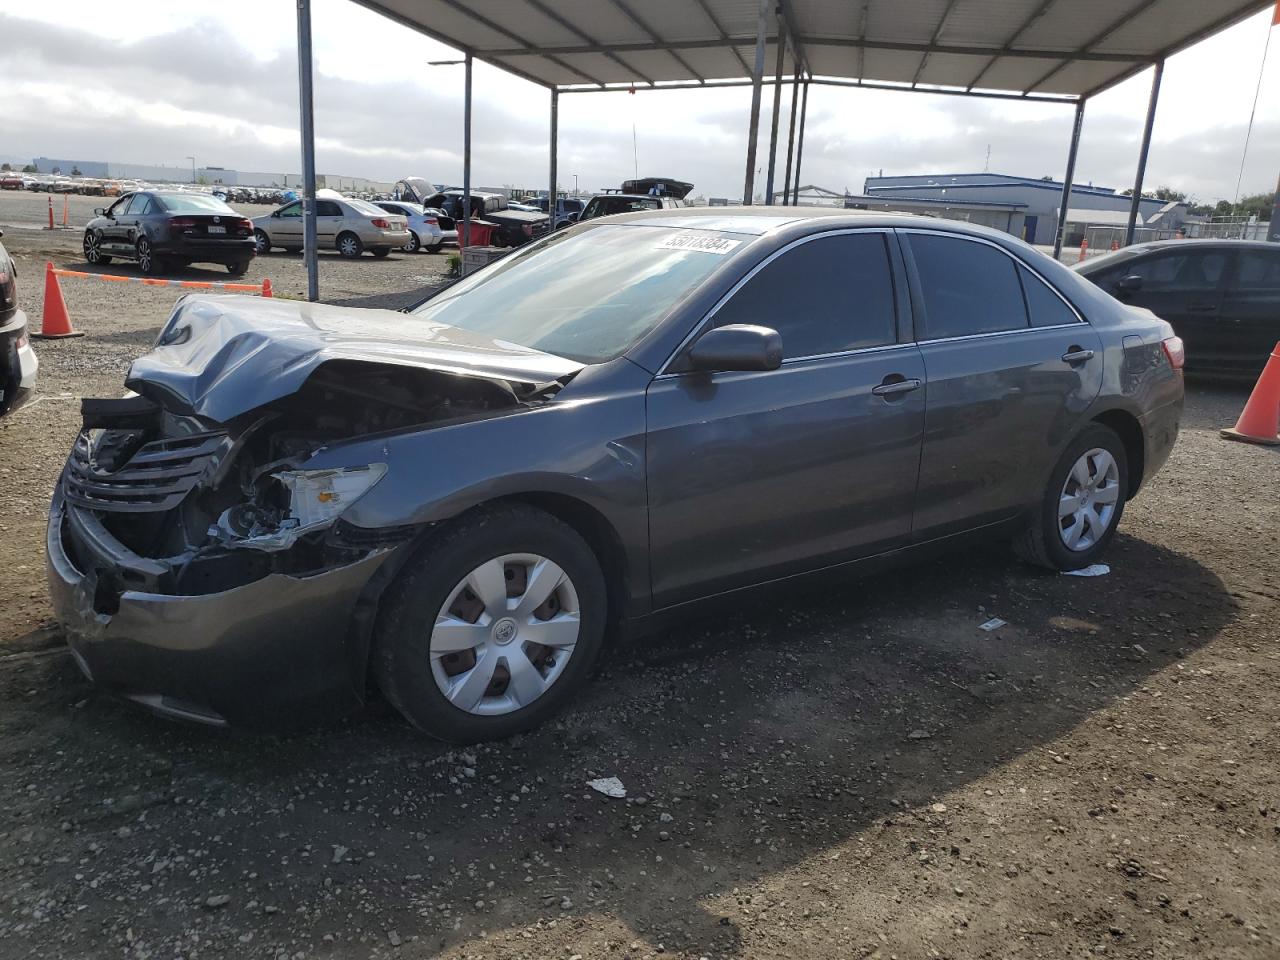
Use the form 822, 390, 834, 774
46, 196, 54, 230
1077, 238, 1089, 263
261, 278, 273, 298
33, 262, 83, 339
1221, 342, 1280, 446
61, 195, 69, 227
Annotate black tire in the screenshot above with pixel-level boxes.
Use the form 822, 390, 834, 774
284, 247, 302, 255
136, 237, 165, 276
403, 232, 421, 253
253, 229, 271, 255
427, 242, 443, 254
336, 232, 363, 258
83, 230, 110, 265
1014, 423, 1128, 571
226, 261, 249, 277
371, 247, 391, 258
373, 504, 608, 743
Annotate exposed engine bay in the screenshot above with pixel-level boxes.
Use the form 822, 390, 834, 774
61, 360, 553, 602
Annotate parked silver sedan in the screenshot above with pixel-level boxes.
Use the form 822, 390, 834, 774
252, 194, 410, 258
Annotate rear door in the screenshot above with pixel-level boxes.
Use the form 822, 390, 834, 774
645, 230, 926, 607
315, 199, 343, 246
1219, 247, 1280, 375
902, 230, 1104, 535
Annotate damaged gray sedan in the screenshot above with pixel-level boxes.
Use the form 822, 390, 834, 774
48, 209, 1183, 741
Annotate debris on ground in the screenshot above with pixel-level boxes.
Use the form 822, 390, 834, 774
587, 776, 627, 798
1063, 563, 1111, 577
978, 617, 1007, 632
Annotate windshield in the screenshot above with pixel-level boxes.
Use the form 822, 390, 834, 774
409, 223, 747, 363
157, 194, 236, 214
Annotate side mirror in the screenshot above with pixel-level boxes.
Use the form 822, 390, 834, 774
687, 324, 783, 373
94, 207, 105, 216
272, 210, 281, 218
1117, 274, 1143, 293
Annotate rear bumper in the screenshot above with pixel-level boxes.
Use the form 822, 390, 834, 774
160, 236, 256, 262
47, 489, 396, 727
360, 229, 412, 248
0, 309, 37, 415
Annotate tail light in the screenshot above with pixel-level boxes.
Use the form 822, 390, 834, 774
425, 217, 439, 225
170, 217, 197, 229
371, 218, 391, 229
236, 218, 252, 231
1161, 336, 1185, 370
522, 223, 533, 236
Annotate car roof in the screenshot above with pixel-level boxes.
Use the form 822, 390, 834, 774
601, 204, 1007, 239
1123, 238, 1277, 252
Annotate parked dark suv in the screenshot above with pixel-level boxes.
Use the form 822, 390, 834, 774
83, 191, 256, 276
0, 230, 38, 415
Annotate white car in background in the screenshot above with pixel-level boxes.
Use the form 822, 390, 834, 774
374, 200, 443, 253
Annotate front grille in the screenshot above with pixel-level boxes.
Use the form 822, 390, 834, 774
65, 430, 228, 513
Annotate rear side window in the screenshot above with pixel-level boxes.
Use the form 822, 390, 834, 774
126, 194, 153, 216
1018, 265, 1079, 328
1123, 250, 1227, 291
713, 232, 897, 358
908, 234, 1027, 338
315, 200, 342, 217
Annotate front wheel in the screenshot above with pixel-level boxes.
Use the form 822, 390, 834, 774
403, 232, 420, 253
336, 232, 363, 258
371, 247, 391, 258
373, 504, 607, 743
253, 229, 271, 255
83, 231, 110, 265
1014, 424, 1128, 570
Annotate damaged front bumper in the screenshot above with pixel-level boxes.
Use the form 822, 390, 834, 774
47, 488, 399, 727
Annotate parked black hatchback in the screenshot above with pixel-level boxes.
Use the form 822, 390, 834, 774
1076, 239, 1280, 378
83, 191, 256, 277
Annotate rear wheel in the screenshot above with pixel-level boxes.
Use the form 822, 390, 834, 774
1014, 424, 1128, 570
373, 504, 607, 743
253, 229, 271, 255
371, 247, 391, 258
336, 232, 363, 258
226, 261, 249, 277
403, 232, 421, 253
427, 241, 443, 254
136, 237, 165, 276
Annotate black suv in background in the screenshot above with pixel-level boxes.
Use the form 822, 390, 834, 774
82, 191, 257, 277
0, 230, 38, 416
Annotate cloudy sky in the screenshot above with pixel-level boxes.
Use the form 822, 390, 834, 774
1, 1, 1277, 204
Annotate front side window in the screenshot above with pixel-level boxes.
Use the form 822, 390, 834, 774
908, 234, 1028, 338
108, 195, 133, 217
1123, 250, 1227, 291
126, 194, 153, 216
278, 201, 302, 218
712, 233, 897, 358
410, 224, 745, 364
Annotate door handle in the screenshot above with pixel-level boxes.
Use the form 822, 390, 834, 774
1061, 347, 1095, 364
871, 376, 922, 397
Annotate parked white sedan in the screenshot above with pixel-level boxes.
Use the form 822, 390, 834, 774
375, 201, 444, 254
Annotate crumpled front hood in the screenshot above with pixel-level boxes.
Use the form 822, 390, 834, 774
126, 294, 583, 423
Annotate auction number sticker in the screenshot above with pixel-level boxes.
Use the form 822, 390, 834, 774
656, 232, 743, 254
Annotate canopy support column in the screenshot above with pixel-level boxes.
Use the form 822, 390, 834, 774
742, 0, 769, 205
295, 0, 318, 302
1125, 59, 1163, 247
462, 53, 473, 249
549, 88, 559, 229
792, 79, 809, 204
781, 66, 800, 206
764, 13, 786, 205
1052, 98, 1086, 260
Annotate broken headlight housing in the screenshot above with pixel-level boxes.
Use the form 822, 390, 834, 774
274, 464, 388, 529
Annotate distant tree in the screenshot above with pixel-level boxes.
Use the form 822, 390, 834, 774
1121, 185, 1185, 202
0, 163, 9, 172
196, 175, 209, 185
51, 166, 61, 175
1235, 192, 1274, 221
22, 164, 37, 173
70, 166, 82, 177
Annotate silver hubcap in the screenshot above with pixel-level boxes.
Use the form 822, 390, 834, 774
430, 554, 580, 716
255, 232, 268, 253
85, 233, 99, 261
138, 242, 150, 269
1058, 447, 1120, 552
340, 237, 358, 255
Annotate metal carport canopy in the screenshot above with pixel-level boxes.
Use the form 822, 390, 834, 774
354, 0, 1267, 98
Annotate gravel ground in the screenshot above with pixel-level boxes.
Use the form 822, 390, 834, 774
1, 190, 1278, 960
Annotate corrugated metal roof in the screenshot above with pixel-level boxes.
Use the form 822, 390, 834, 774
353, 0, 1268, 99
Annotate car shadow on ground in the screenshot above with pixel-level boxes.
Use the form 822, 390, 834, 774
5, 528, 1238, 956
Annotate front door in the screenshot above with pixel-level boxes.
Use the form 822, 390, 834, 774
902, 230, 1104, 535
646, 230, 926, 608
272, 201, 304, 247
100, 195, 134, 253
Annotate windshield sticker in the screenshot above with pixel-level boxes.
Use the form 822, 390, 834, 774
656, 232, 743, 254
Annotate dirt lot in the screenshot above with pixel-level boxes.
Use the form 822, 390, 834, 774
1, 189, 1278, 960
